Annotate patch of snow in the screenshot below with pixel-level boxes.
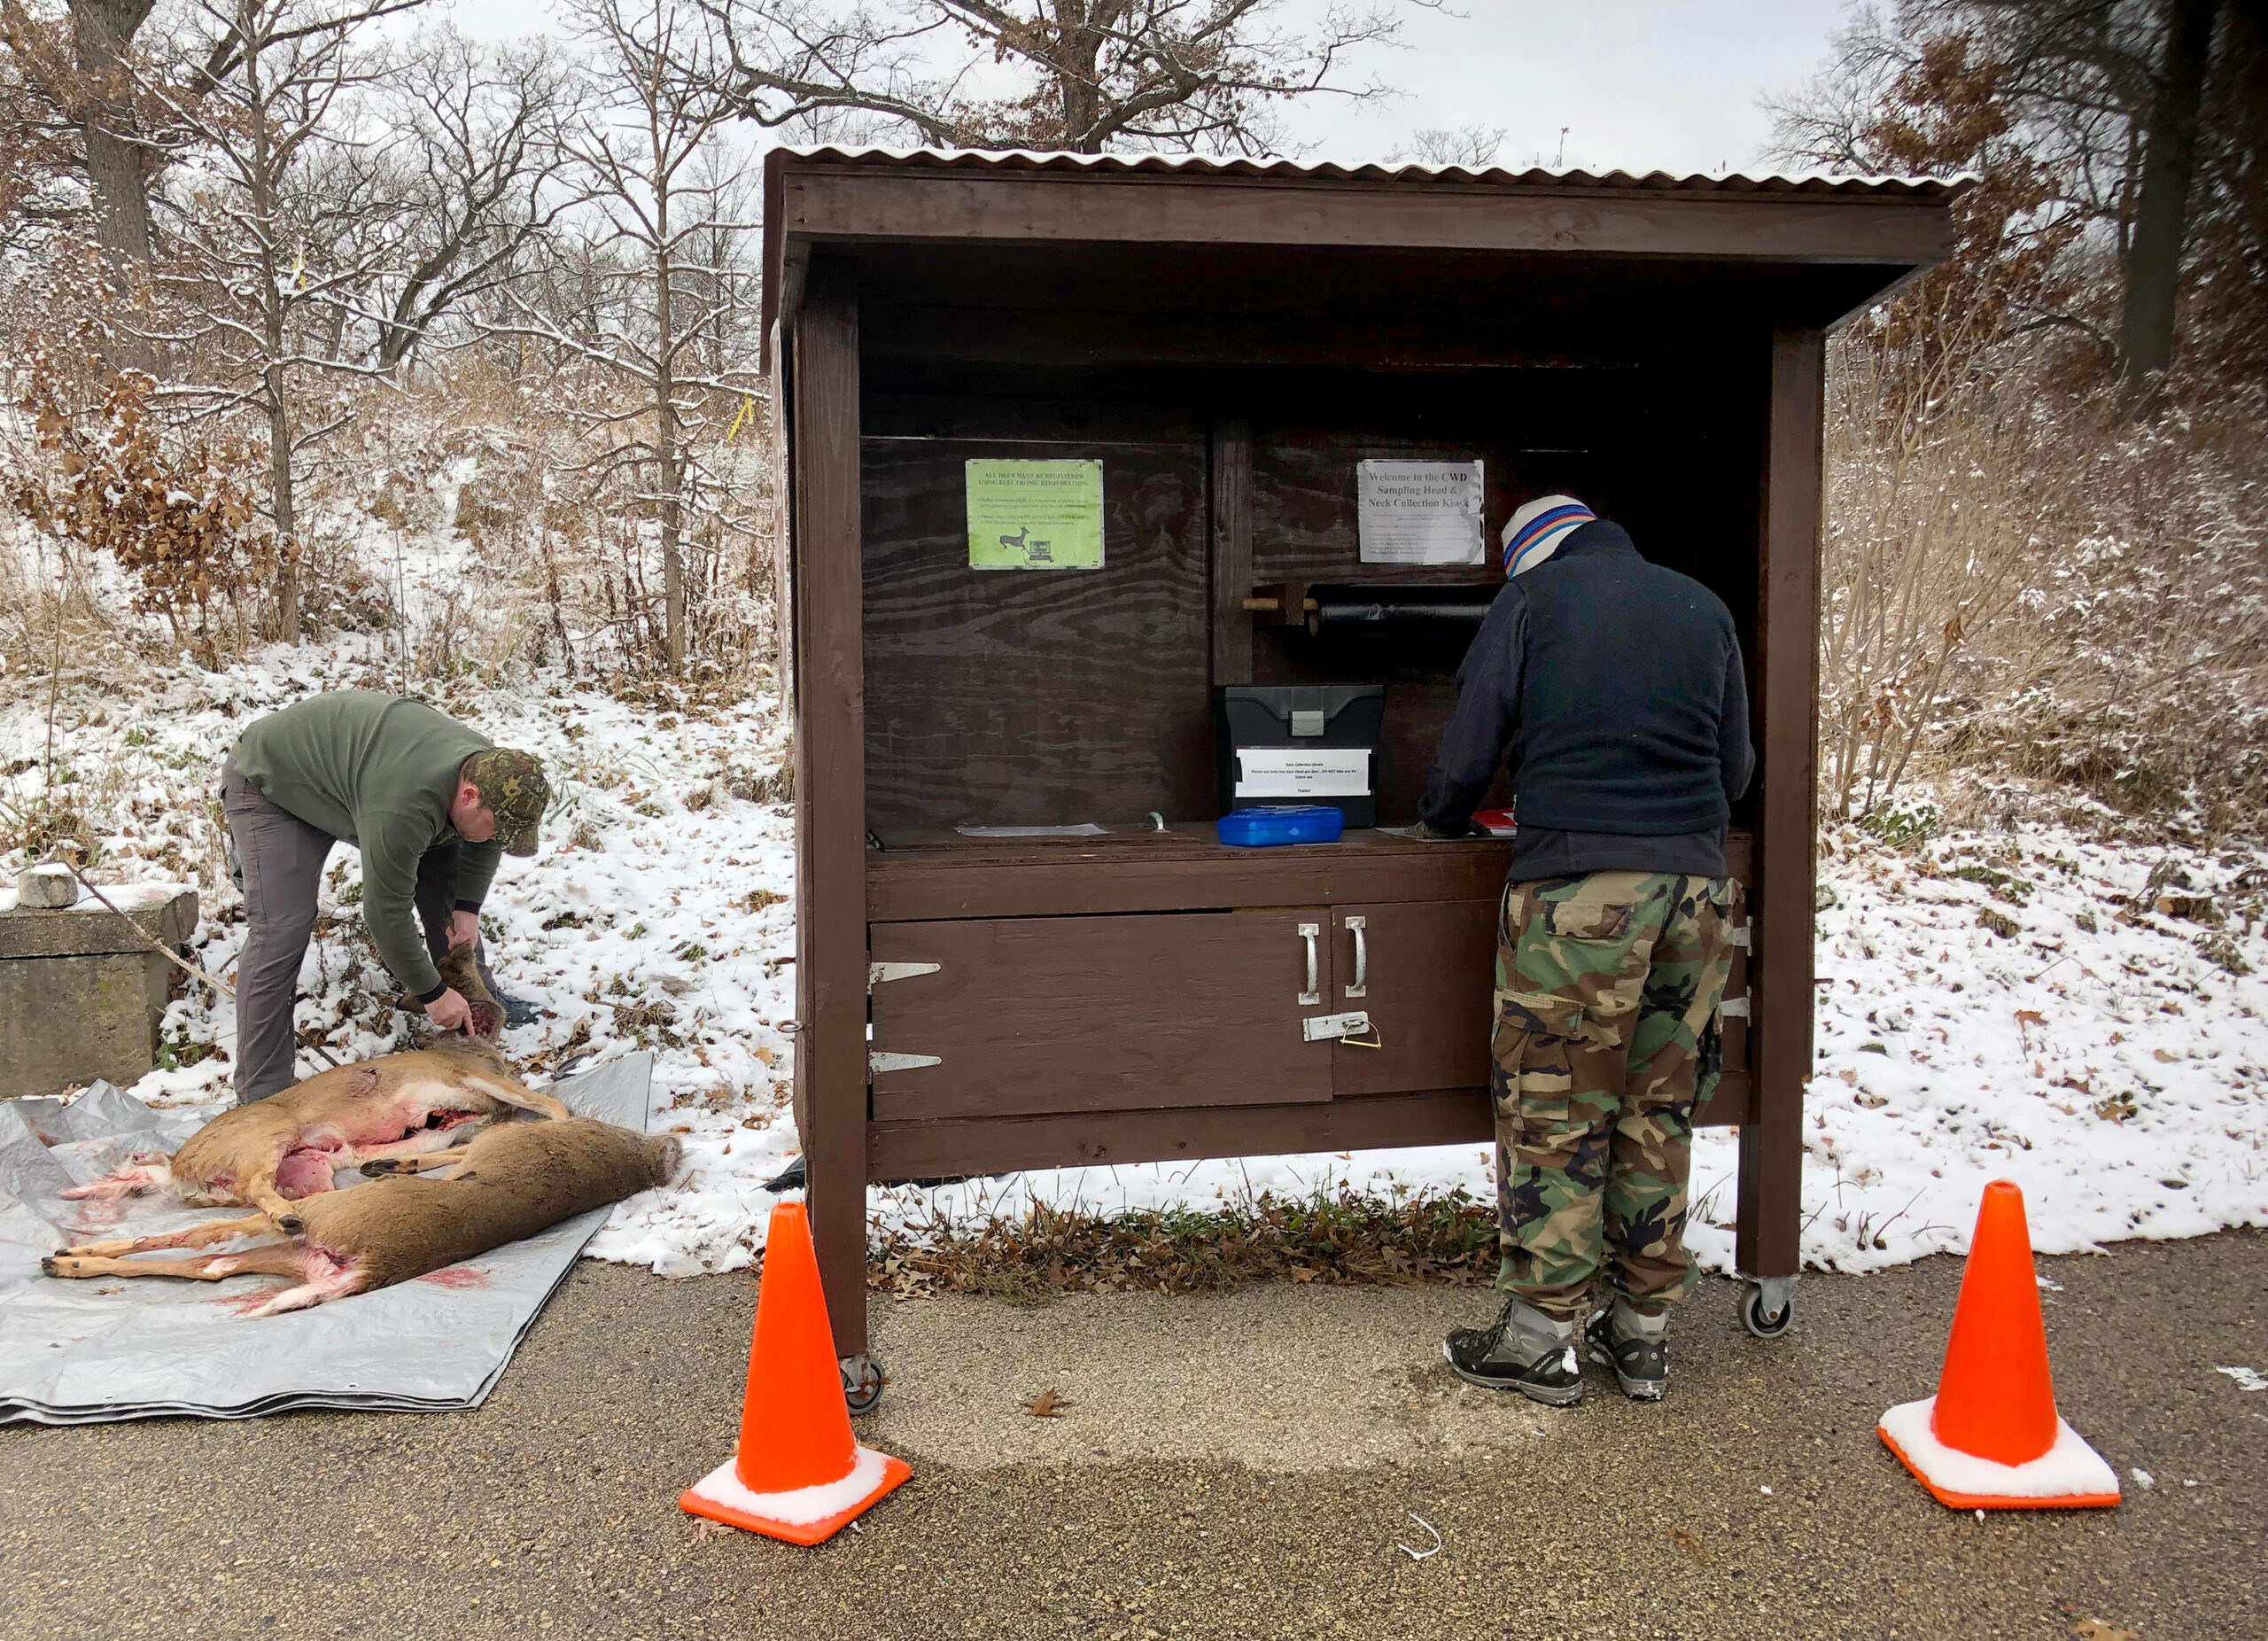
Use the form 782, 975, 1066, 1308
1878, 1397, 2120, 1502
2217, 1365, 2267, 1392
681, 1444, 895, 1528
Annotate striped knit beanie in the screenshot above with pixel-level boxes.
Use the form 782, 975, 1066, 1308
1500, 494, 1597, 577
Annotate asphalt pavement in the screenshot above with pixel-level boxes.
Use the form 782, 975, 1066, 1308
2, 1230, 2263, 1641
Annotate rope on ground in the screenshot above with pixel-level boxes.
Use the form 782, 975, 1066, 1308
59, 861, 343, 1071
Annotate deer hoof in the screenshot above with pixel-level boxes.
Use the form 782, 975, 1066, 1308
276, 1213, 306, 1235
359, 1159, 404, 1178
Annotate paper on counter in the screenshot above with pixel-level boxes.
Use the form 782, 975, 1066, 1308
955, 823, 1110, 838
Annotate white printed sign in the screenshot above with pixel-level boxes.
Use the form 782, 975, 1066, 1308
1356, 459, 1487, 566
1234, 748, 1371, 799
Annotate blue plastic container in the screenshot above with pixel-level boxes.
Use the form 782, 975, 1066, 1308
1214, 805, 1346, 848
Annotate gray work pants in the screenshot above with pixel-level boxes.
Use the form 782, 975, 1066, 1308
220, 757, 471, 1104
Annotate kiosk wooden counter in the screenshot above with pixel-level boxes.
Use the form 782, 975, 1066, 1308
760, 146, 1965, 1396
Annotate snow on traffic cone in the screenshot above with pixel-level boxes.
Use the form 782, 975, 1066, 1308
1877, 1180, 2119, 1511
680, 1202, 910, 1544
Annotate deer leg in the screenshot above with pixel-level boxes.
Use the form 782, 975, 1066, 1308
242, 1250, 369, 1316
56, 1212, 279, 1259
43, 1242, 305, 1282
460, 1073, 571, 1123
360, 1145, 475, 1178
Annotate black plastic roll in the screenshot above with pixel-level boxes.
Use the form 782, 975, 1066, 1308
1304, 583, 1498, 634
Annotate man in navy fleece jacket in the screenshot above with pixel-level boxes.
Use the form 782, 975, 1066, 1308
1422, 495, 1755, 1409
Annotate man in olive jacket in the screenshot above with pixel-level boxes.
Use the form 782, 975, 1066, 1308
221, 691, 549, 1103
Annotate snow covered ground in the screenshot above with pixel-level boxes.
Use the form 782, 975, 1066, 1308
7, 643, 2268, 1281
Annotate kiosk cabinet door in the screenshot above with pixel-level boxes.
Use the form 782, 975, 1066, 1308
1328, 900, 1499, 1097
869, 909, 1337, 1122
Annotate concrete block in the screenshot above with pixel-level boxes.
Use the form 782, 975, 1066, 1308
0, 885, 198, 1099
14, 864, 78, 908
0, 951, 175, 1099
0, 884, 196, 959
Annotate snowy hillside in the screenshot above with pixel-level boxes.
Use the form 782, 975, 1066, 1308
6, 649, 2267, 1280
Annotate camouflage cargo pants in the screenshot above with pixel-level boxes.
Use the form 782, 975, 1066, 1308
1492, 870, 1744, 1320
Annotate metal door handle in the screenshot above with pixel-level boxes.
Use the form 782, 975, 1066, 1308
1344, 915, 1367, 999
1297, 922, 1321, 1006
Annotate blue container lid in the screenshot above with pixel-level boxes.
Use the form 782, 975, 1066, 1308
1215, 805, 1346, 847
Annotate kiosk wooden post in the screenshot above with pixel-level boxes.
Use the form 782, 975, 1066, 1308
764, 148, 1964, 1385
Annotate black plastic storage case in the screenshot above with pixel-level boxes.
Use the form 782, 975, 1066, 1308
1215, 684, 1387, 828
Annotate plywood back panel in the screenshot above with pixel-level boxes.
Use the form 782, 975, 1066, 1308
1241, 359, 1767, 825
862, 430, 1210, 832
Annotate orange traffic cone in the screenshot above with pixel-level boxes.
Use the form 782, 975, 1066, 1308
680, 1202, 911, 1544
1877, 1180, 2119, 1510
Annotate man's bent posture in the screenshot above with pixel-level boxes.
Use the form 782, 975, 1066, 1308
1422, 496, 1753, 1405
221, 691, 549, 1104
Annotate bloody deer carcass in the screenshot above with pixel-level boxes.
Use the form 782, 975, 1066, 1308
60, 1038, 567, 1233
43, 1117, 679, 1315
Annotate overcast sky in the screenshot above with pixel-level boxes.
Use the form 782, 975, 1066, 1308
451, 0, 1856, 177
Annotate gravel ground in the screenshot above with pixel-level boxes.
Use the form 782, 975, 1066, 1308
2, 1230, 2262, 1641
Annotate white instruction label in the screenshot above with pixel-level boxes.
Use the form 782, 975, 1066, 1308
1234, 748, 1371, 798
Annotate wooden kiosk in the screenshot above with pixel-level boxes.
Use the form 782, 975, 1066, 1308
761, 147, 1961, 1396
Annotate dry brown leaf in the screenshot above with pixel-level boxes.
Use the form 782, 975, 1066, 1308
1022, 1388, 1072, 1419
2070, 1621, 2140, 1641
2153, 1048, 2179, 1063
2016, 1009, 2047, 1028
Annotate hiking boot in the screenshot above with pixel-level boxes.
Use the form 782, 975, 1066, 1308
1585, 1297, 1669, 1401
1443, 1298, 1583, 1406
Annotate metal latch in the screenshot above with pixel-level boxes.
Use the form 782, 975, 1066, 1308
1302, 1010, 1374, 1043
869, 961, 940, 989
869, 1052, 941, 1073
1718, 995, 1751, 1018
1728, 924, 1751, 948
1290, 709, 1326, 736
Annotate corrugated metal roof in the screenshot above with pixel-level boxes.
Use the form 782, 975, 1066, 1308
773, 144, 1972, 199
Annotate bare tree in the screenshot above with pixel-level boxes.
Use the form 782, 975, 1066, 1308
1387, 121, 1504, 167
0, 3, 86, 253
714, 0, 1433, 155
1767, 0, 2264, 407
142, 0, 423, 640
493, 0, 758, 672
369, 28, 571, 372
0, 0, 160, 264
66, 0, 156, 260
2120, 0, 2222, 408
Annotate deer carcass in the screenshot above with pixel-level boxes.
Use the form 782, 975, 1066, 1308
58, 1038, 567, 1234
43, 1117, 678, 1316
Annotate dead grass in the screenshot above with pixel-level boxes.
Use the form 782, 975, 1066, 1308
868, 1186, 1501, 1303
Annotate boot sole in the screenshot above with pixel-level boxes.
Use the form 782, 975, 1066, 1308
1441, 1341, 1584, 1406
1585, 1341, 1666, 1401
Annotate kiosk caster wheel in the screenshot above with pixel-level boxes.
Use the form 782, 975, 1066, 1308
842, 1354, 885, 1415
1741, 1278, 1796, 1339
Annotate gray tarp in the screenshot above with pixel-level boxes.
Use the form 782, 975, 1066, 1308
0, 1053, 652, 1424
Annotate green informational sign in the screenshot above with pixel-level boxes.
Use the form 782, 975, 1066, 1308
966, 459, 1105, 570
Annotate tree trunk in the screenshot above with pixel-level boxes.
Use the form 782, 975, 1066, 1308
245, 6, 299, 643
654, 185, 684, 673
2119, 0, 2223, 413
1055, 2, 1106, 152
69, 0, 159, 264
267, 362, 300, 642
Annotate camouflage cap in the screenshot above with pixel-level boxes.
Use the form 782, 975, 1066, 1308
463, 749, 549, 857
